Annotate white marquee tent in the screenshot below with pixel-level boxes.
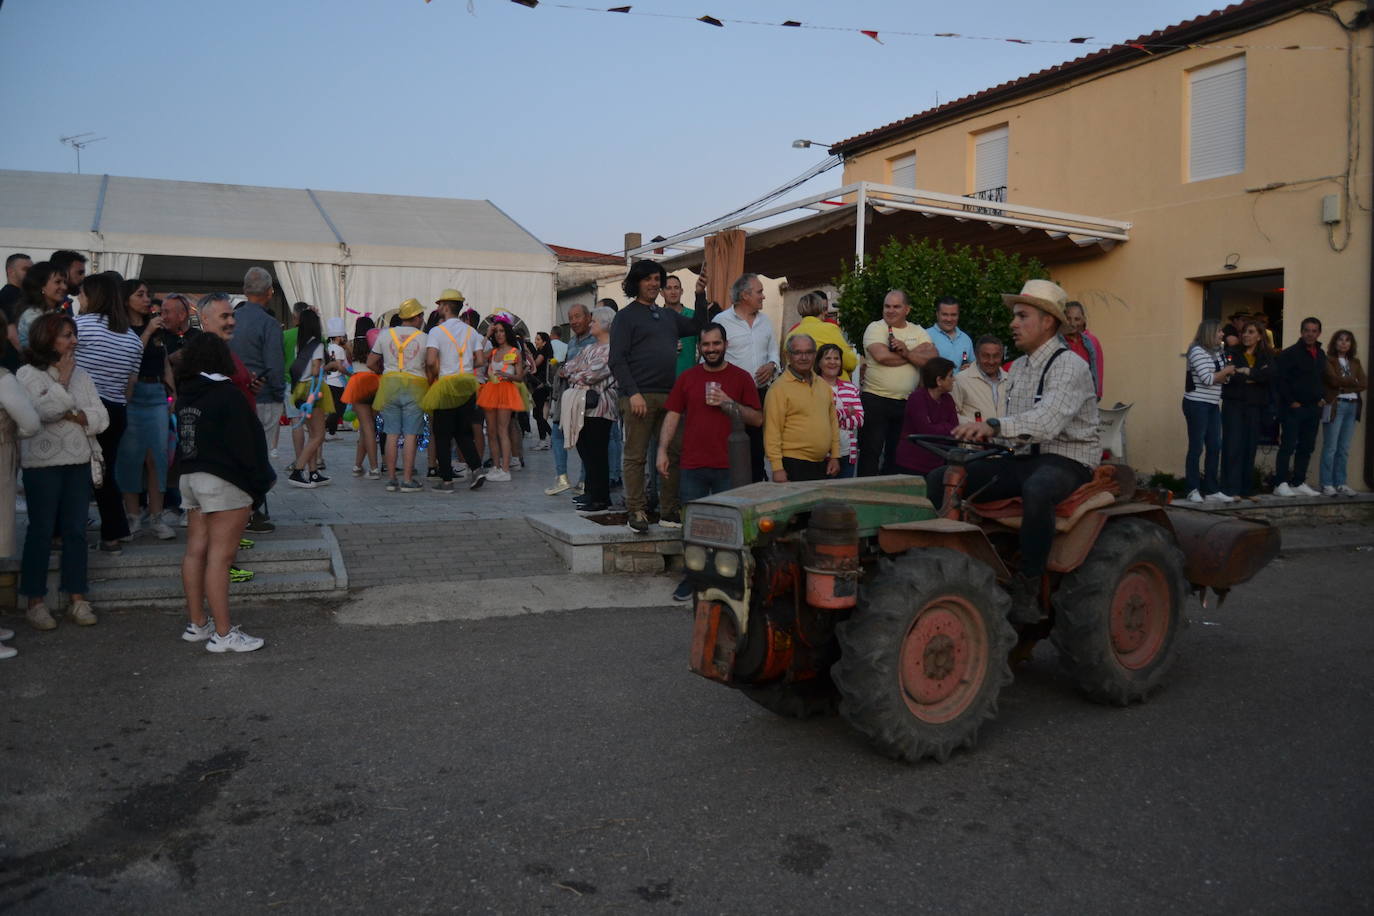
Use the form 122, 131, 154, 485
0, 170, 558, 329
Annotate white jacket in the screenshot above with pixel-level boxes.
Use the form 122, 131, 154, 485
17, 364, 110, 468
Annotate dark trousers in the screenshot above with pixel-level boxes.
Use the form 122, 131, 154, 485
1221, 401, 1261, 496
577, 417, 612, 503
326, 384, 346, 434
432, 400, 482, 482
1275, 404, 1320, 485
857, 392, 907, 476
532, 387, 551, 440
782, 457, 829, 481
926, 454, 1090, 579
21, 464, 91, 598
1182, 398, 1222, 494
747, 386, 768, 481
94, 399, 130, 542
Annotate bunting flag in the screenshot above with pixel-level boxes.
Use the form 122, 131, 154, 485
467, 0, 1353, 52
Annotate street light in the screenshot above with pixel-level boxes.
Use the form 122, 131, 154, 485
791, 139, 833, 150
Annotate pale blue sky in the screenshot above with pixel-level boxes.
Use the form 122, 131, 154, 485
2, 0, 1217, 253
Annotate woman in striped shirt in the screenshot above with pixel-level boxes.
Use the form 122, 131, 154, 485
818, 343, 864, 478
73, 273, 144, 552
1182, 319, 1238, 503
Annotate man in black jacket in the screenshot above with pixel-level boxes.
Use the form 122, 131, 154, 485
1272, 316, 1326, 497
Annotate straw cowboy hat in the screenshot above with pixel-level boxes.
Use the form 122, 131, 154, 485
435, 288, 465, 305
1002, 279, 1070, 325
397, 298, 425, 320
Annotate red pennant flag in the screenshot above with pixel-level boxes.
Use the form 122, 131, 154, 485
782, 20, 801, 27
609, 5, 631, 11
861, 29, 882, 43
510, 0, 538, 7
1006, 38, 1029, 44
1126, 42, 1151, 53
698, 14, 723, 27
1069, 36, 1091, 43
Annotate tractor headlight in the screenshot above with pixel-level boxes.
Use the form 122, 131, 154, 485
684, 544, 708, 572
714, 550, 740, 579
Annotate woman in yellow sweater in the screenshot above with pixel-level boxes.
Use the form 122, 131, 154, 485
782, 292, 857, 380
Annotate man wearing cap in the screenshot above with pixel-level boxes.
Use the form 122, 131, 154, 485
426, 290, 488, 492
368, 298, 430, 492
936, 279, 1100, 625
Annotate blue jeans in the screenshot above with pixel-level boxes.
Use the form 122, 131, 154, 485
679, 466, 734, 502
21, 464, 91, 598
1319, 400, 1359, 488
551, 420, 568, 476
1182, 398, 1222, 494
838, 459, 858, 479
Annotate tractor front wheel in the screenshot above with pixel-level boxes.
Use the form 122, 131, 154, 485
1050, 518, 1188, 706
833, 550, 1015, 763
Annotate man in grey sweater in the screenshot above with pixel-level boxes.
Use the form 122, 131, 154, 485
227, 266, 284, 531
608, 260, 710, 533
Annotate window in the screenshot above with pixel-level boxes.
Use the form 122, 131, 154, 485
889, 152, 916, 188
973, 125, 1008, 194
1189, 56, 1246, 181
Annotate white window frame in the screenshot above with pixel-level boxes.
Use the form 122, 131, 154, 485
1188, 55, 1246, 182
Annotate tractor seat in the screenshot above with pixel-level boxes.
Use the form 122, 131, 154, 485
972, 464, 1123, 532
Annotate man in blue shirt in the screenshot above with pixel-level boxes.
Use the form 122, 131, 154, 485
926, 296, 975, 373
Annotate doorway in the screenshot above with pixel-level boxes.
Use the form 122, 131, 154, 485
1203, 271, 1285, 347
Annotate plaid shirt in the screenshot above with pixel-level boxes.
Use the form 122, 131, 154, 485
998, 338, 1100, 468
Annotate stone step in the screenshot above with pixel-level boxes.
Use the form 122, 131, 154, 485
88, 570, 344, 609
85, 539, 333, 580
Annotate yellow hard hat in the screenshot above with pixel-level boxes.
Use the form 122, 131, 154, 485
435, 288, 466, 305
397, 298, 425, 320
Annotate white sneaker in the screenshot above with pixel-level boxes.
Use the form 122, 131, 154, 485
1186, 489, 1204, 503
1337, 485, 1359, 497
0, 626, 13, 641
206, 626, 265, 653
160, 509, 182, 527
271, 448, 280, 458
1322, 485, 1338, 497
545, 475, 571, 496
0, 644, 15, 660
182, 620, 215, 642
486, 469, 512, 482
151, 520, 176, 540
1273, 482, 1297, 497
1204, 492, 1236, 503
1293, 483, 1320, 497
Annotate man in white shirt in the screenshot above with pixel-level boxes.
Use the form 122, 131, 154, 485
858, 289, 937, 475
952, 335, 1009, 424
713, 273, 778, 481
427, 290, 489, 492
368, 299, 430, 491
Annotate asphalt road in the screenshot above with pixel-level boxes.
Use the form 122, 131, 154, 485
1, 548, 1371, 914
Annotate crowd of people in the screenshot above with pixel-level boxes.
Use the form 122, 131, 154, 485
1182, 311, 1365, 501
0, 248, 1366, 651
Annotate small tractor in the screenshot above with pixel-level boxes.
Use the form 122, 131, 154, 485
681, 435, 1279, 762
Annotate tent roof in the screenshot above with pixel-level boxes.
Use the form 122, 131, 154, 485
0, 170, 555, 272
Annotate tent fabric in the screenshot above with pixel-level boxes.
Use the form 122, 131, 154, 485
92, 252, 143, 279
0, 169, 558, 328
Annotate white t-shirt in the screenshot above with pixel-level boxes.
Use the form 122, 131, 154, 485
427, 318, 483, 377
550, 339, 568, 363
296, 343, 324, 384
371, 327, 428, 378
325, 342, 348, 386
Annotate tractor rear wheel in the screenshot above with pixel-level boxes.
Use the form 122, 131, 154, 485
1050, 518, 1188, 706
833, 550, 1014, 763
741, 674, 839, 719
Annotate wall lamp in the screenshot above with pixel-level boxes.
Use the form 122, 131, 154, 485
791, 139, 833, 149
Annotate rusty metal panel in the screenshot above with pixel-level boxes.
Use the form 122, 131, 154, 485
1165, 509, 1281, 589
878, 519, 1011, 580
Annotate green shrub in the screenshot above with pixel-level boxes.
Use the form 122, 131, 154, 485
834, 238, 1049, 354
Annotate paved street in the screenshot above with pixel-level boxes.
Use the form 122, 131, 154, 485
2, 546, 1370, 914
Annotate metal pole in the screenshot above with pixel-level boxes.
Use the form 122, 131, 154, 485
855, 184, 868, 268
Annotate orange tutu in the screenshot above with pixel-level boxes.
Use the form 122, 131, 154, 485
342, 371, 379, 405
477, 378, 525, 411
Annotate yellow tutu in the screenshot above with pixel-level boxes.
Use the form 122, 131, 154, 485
420, 373, 480, 412
291, 380, 336, 415
373, 372, 430, 412
342, 370, 379, 405
476, 378, 525, 411
516, 381, 533, 412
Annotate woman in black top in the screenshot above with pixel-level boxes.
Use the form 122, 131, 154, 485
531, 331, 554, 447
115, 278, 177, 539
175, 333, 273, 653
1221, 320, 1275, 498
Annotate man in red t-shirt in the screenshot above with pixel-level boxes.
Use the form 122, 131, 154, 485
657, 323, 762, 601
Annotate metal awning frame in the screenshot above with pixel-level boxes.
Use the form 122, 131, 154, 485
625, 181, 1132, 267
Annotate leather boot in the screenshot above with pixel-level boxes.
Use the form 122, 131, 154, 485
1007, 574, 1043, 625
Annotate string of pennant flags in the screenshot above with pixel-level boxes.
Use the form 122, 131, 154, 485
424, 0, 1355, 52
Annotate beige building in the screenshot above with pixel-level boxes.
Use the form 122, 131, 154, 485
639, 0, 1370, 485
833, 0, 1371, 483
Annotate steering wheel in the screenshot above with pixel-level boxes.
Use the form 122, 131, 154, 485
907, 433, 1015, 465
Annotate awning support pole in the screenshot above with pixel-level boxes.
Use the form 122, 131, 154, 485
855, 185, 868, 269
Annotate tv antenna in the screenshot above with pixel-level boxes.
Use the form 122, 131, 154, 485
59, 132, 106, 174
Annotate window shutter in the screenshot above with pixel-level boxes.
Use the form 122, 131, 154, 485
890, 153, 916, 188
1189, 56, 1246, 181
974, 126, 1009, 192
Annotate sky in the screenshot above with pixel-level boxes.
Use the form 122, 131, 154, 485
2, 0, 1224, 254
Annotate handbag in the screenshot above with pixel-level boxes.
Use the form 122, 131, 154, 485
89, 434, 105, 487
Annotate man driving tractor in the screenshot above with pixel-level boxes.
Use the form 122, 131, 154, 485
928, 279, 1100, 625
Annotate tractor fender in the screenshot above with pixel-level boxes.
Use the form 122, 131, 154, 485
878, 518, 1012, 581
1047, 502, 1173, 574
